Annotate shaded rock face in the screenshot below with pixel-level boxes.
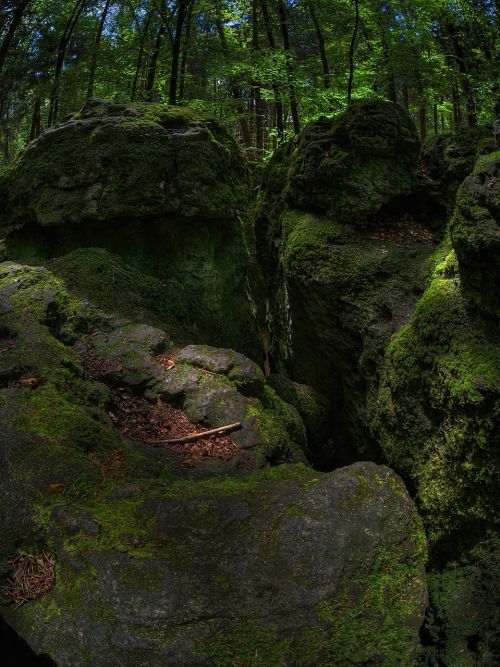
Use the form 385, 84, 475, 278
256, 101, 438, 464
450, 151, 500, 321
421, 127, 495, 213
5, 463, 427, 667
372, 247, 499, 553
0, 99, 249, 229
422, 537, 500, 667
0, 100, 260, 360
372, 147, 499, 662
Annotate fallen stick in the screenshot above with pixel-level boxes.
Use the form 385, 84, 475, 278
155, 422, 242, 446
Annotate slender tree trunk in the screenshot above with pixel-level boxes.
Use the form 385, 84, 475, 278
168, 0, 189, 105
29, 98, 41, 141
277, 0, 300, 134
252, 0, 264, 151
347, 0, 359, 105
145, 21, 167, 99
87, 0, 112, 99
433, 103, 438, 134
402, 84, 409, 112
415, 74, 426, 141
178, 0, 194, 100
260, 0, 284, 142
131, 10, 152, 101
307, 0, 330, 89
0, 0, 31, 76
48, 0, 87, 126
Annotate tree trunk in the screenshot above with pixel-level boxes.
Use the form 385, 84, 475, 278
215, 13, 251, 146
145, 21, 167, 99
131, 10, 152, 101
0, 0, 31, 76
29, 99, 41, 141
307, 0, 330, 89
168, 0, 189, 105
48, 0, 87, 126
347, 0, 359, 105
178, 0, 194, 100
277, 0, 300, 134
252, 0, 264, 152
402, 84, 409, 112
87, 0, 112, 99
260, 0, 284, 142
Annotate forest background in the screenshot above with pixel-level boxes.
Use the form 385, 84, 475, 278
1, 0, 498, 165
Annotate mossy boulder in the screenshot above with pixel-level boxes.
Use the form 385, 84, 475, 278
156, 347, 309, 464
4, 462, 427, 667
372, 247, 499, 551
421, 127, 495, 213
259, 99, 419, 224
450, 150, 500, 321
0, 260, 428, 666
255, 102, 439, 464
0, 99, 249, 230
0, 101, 260, 359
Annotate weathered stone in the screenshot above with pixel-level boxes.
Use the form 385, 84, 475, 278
176, 344, 265, 396
450, 150, 500, 321
0, 102, 261, 360
5, 462, 427, 667
259, 99, 419, 225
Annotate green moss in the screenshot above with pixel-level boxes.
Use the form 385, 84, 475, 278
373, 247, 500, 547
245, 385, 308, 462
204, 621, 291, 667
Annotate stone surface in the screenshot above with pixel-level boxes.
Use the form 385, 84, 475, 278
259, 99, 419, 225
255, 102, 438, 464
0, 101, 261, 360
176, 344, 265, 396
5, 462, 427, 667
0, 99, 249, 230
421, 126, 494, 212
450, 150, 500, 321
372, 244, 500, 551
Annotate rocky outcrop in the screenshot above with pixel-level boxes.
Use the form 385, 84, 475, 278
372, 246, 499, 550
450, 150, 500, 321
0, 260, 427, 666
256, 100, 438, 463
0, 100, 260, 359
261, 98, 420, 224
4, 456, 427, 667
421, 126, 494, 213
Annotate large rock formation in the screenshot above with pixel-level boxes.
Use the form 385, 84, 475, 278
450, 150, 500, 321
0, 100, 260, 360
256, 100, 438, 463
0, 261, 427, 666
372, 147, 499, 663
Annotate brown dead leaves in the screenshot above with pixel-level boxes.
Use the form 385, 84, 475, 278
1, 552, 55, 608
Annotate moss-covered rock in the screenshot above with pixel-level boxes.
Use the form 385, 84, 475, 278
0, 100, 261, 359
4, 462, 427, 667
372, 246, 499, 551
255, 102, 439, 464
259, 99, 419, 224
260, 207, 436, 463
156, 350, 308, 464
421, 127, 495, 213
422, 536, 500, 666
0, 99, 249, 230
450, 151, 500, 321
